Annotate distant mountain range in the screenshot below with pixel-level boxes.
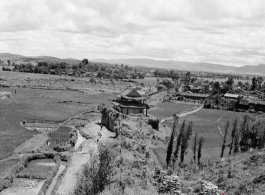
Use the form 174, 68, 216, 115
93, 58, 265, 75
0, 53, 264, 75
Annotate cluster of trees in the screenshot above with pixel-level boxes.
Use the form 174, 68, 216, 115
166, 115, 205, 169
11, 59, 146, 80
13, 62, 68, 74
220, 115, 265, 158
2, 67, 12, 71
154, 69, 180, 80
74, 143, 114, 195
251, 76, 264, 91
211, 77, 235, 95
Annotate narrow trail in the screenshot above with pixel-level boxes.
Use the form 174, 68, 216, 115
215, 112, 228, 138
74, 130, 87, 151
54, 119, 113, 195
215, 112, 228, 123
216, 124, 224, 137
45, 164, 66, 195
160, 106, 203, 123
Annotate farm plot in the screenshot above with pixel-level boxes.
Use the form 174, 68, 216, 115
149, 102, 195, 119
0, 87, 114, 160
48, 126, 75, 152
17, 159, 56, 179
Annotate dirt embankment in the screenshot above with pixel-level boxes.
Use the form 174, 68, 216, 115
100, 106, 122, 133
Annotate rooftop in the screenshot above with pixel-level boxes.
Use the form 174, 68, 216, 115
117, 88, 148, 100
112, 100, 149, 109
224, 93, 240, 98
181, 93, 209, 98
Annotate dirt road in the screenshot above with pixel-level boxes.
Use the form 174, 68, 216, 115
74, 130, 86, 151
54, 120, 114, 194
55, 140, 97, 195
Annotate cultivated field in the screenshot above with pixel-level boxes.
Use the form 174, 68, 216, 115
17, 159, 56, 179
149, 102, 196, 119
150, 103, 265, 167
0, 81, 115, 160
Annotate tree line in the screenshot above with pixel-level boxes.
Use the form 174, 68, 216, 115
166, 114, 205, 170
221, 115, 265, 158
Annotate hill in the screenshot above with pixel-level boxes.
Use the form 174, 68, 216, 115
0, 53, 81, 65
93, 58, 265, 75
1, 53, 265, 75
0, 53, 24, 59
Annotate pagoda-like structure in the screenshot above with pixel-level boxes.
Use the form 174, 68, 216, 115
112, 88, 150, 116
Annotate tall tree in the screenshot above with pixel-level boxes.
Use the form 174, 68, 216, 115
180, 121, 193, 163
172, 120, 185, 166
193, 132, 198, 161
229, 118, 238, 155
221, 121, 230, 158
166, 114, 178, 166
197, 137, 205, 165
240, 115, 250, 152
251, 77, 256, 91
82, 59, 89, 65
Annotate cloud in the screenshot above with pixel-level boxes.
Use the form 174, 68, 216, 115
0, 0, 265, 66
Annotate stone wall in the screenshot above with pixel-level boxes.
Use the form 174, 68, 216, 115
100, 106, 123, 132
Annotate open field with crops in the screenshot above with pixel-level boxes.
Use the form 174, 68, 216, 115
17, 158, 55, 179
0, 86, 115, 160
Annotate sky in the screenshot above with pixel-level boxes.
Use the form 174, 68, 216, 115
0, 0, 265, 67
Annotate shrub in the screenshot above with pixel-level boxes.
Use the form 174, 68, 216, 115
74, 143, 115, 195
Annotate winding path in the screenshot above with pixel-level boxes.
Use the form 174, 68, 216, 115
160, 106, 203, 123
215, 112, 228, 137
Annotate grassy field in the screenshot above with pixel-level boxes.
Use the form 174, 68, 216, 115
0, 158, 20, 177
149, 102, 196, 119
0, 86, 115, 160
48, 126, 72, 140
17, 158, 55, 179
153, 106, 265, 167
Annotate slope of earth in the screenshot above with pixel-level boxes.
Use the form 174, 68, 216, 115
190, 149, 265, 194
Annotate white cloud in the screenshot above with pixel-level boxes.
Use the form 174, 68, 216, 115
0, 0, 265, 66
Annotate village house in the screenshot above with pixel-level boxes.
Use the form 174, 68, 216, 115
181, 92, 209, 100
223, 93, 241, 100
112, 88, 150, 116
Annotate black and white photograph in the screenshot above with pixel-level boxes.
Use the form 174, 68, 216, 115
0, 1, 265, 194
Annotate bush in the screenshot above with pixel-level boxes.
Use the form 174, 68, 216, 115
74, 143, 115, 195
